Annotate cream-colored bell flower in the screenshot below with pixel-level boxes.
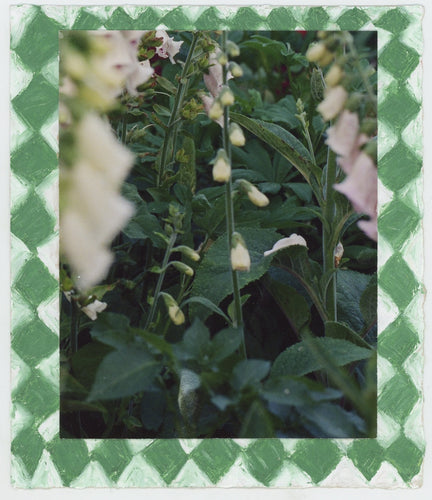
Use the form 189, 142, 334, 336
81, 299, 108, 321
317, 86, 348, 122
155, 30, 183, 64
229, 123, 246, 146
212, 149, 231, 183
219, 86, 235, 106
231, 232, 251, 272
263, 234, 308, 257
247, 185, 269, 207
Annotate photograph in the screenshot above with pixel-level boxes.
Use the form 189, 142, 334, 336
58, 28, 377, 440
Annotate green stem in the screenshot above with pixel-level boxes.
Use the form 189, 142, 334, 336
157, 33, 200, 187
144, 232, 177, 330
221, 31, 246, 359
323, 147, 337, 322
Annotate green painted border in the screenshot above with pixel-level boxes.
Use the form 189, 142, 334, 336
10, 5, 424, 488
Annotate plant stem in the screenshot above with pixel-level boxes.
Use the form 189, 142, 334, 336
144, 232, 177, 330
322, 147, 337, 322
157, 33, 200, 187
221, 31, 246, 359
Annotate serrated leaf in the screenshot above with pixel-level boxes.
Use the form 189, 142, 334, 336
190, 227, 280, 320
88, 346, 160, 401
232, 359, 271, 391
271, 337, 373, 378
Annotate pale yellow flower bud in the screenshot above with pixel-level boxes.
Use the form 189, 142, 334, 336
231, 232, 251, 272
217, 52, 228, 65
230, 62, 243, 78
212, 149, 231, 183
172, 261, 194, 276
161, 292, 185, 325
306, 43, 326, 63
247, 185, 270, 207
229, 123, 246, 147
219, 86, 235, 106
209, 100, 224, 120
317, 49, 334, 67
173, 245, 200, 262
227, 41, 240, 57
325, 64, 343, 87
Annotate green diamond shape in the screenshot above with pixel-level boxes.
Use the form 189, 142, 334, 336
13, 370, 58, 423
379, 371, 419, 424
379, 84, 420, 133
229, 7, 264, 30
11, 191, 56, 251
91, 441, 133, 481
379, 318, 420, 365
385, 435, 424, 483
191, 439, 241, 484
11, 135, 57, 185
379, 254, 419, 311
12, 74, 58, 131
347, 440, 385, 481
104, 8, 133, 30
291, 440, 342, 484
162, 7, 194, 30
195, 8, 222, 30
337, 8, 370, 30
375, 8, 411, 33
380, 39, 420, 82
378, 198, 420, 250
14, 257, 58, 308
303, 7, 330, 30
72, 10, 104, 30
134, 8, 160, 30
143, 440, 187, 484
379, 141, 422, 191
11, 427, 45, 477
13, 7, 62, 71
266, 8, 297, 30
47, 438, 89, 486
12, 318, 58, 367
243, 440, 285, 486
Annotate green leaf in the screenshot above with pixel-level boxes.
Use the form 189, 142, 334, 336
173, 318, 210, 362
181, 296, 231, 325
190, 227, 280, 320
337, 270, 371, 332
271, 337, 373, 378
297, 403, 366, 438
262, 376, 341, 407
232, 359, 271, 391
239, 399, 274, 438
88, 346, 160, 401
325, 321, 372, 349
157, 75, 178, 94
211, 327, 243, 362
70, 342, 114, 390
153, 103, 171, 117
91, 313, 134, 349
360, 273, 377, 326
264, 279, 310, 333
123, 213, 165, 247
230, 113, 321, 191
